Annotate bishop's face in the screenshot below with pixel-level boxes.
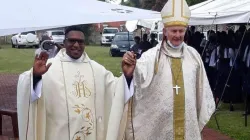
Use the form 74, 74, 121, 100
164, 26, 186, 47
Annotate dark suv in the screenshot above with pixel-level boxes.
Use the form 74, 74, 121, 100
109, 32, 135, 57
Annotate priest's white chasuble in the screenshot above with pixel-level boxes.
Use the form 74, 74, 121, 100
123, 42, 216, 140
17, 49, 125, 140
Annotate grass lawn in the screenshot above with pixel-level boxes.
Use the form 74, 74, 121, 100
0, 44, 122, 76
207, 104, 250, 140
0, 44, 250, 139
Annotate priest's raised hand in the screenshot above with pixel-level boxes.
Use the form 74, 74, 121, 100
122, 51, 136, 78
33, 51, 52, 76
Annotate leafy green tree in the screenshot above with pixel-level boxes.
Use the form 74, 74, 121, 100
186, 0, 206, 6
152, 0, 168, 11
123, 0, 141, 8
141, 0, 156, 10
139, 0, 206, 11
70, 24, 92, 45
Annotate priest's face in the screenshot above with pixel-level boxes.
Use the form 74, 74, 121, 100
64, 31, 85, 59
165, 26, 186, 46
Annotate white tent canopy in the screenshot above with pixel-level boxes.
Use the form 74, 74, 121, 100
0, 0, 160, 36
125, 18, 163, 32
190, 0, 250, 25
126, 0, 250, 32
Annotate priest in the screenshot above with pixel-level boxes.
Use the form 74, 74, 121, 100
121, 0, 216, 139
17, 26, 132, 140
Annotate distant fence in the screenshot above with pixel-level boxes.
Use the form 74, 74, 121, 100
0, 36, 12, 44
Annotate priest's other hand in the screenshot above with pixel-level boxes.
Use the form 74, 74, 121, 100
122, 51, 136, 78
33, 51, 52, 76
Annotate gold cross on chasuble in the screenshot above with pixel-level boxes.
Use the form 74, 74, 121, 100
170, 58, 185, 140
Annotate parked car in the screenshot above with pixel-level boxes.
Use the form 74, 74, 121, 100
150, 31, 163, 43
109, 32, 135, 57
101, 27, 119, 46
11, 31, 39, 48
45, 30, 65, 45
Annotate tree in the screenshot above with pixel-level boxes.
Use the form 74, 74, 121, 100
131, 0, 141, 7
123, 0, 141, 8
139, 0, 205, 12
152, 0, 168, 11
141, 0, 156, 10
72, 24, 92, 45
186, 0, 206, 6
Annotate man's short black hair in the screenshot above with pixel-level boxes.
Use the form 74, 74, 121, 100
134, 36, 140, 41
65, 25, 84, 37
150, 33, 156, 38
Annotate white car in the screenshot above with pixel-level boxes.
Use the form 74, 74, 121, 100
45, 30, 65, 45
11, 31, 39, 48
101, 27, 119, 46
150, 31, 163, 43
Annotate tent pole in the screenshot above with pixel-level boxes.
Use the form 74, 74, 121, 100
141, 29, 142, 40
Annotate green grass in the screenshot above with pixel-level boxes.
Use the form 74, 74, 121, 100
207, 104, 250, 140
84, 46, 122, 76
1, 44, 250, 139
0, 45, 35, 73
0, 45, 122, 76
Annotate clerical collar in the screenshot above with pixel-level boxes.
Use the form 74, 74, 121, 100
167, 40, 184, 50
58, 48, 89, 62
161, 40, 184, 58
64, 52, 83, 62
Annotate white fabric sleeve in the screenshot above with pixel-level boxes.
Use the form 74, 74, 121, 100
35, 48, 42, 56
123, 75, 134, 103
31, 80, 43, 102
208, 49, 216, 67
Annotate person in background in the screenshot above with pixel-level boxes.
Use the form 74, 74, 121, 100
35, 34, 62, 58
199, 33, 207, 55
149, 33, 159, 47
190, 26, 195, 36
139, 33, 152, 54
184, 29, 192, 46
129, 36, 141, 59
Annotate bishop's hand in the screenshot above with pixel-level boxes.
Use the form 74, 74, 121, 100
33, 51, 52, 76
122, 51, 136, 79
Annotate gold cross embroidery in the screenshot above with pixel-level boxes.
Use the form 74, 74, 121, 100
75, 136, 81, 140
71, 71, 91, 98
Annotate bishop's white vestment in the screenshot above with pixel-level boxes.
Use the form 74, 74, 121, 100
17, 49, 126, 140
123, 41, 216, 140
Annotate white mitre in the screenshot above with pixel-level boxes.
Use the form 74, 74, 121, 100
161, 0, 191, 27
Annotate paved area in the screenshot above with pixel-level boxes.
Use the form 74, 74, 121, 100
0, 74, 19, 138
0, 74, 233, 139
203, 127, 233, 140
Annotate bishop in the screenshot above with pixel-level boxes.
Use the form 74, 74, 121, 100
121, 0, 216, 139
